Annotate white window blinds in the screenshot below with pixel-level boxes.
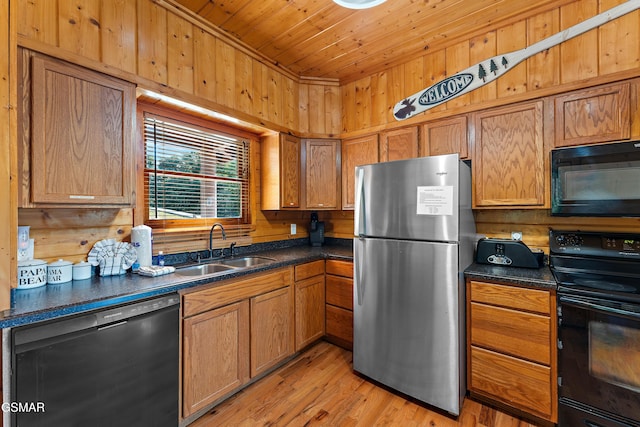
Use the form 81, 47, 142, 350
143, 113, 250, 224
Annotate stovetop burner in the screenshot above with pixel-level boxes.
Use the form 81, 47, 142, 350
550, 230, 640, 302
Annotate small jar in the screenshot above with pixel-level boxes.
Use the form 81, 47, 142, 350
17, 259, 48, 289
72, 260, 92, 281
47, 259, 73, 284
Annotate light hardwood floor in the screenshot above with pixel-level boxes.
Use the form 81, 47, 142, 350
191, 341, 543, 427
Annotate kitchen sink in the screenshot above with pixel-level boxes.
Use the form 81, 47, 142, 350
175, 263, 237, 277
218, 256, 276, 268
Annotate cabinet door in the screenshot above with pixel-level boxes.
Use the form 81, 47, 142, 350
421, 115, 469, 159
303, 139, 341, 210
260, 133, 300, 209
379, 127, 418, 162
182, 300, 250, 418
281, 134, 301, 208
341, 134, 379, 210
473, 101, 546, 208
250, 286, 294, 377
554, 82, 630, 147
29, 55, 135, 206
295, 274, 325, 351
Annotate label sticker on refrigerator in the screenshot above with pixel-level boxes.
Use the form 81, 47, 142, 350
416, 186, 453, 215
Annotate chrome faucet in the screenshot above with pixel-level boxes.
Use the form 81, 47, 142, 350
208, 223, 226, 258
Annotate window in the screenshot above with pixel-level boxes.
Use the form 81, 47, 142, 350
141, 107, 252, 230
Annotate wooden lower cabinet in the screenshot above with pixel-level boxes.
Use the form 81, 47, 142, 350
325, 259, 353, 349
466, 279, 557, 424
250, 286, 295, 377
180, 268, 293, 420
182, 300, 250, 418
294, 260, 326, 351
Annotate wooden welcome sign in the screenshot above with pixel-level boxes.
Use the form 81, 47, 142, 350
393, 0, 640, 121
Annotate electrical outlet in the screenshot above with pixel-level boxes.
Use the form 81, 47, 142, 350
291, 224, 297, 235
511, 231, 523, 241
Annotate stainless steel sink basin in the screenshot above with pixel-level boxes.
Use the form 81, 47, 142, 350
176, 263, 237, 276
218, 256, 275, 268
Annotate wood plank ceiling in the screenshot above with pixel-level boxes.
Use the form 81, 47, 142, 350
172, 0, 572, 83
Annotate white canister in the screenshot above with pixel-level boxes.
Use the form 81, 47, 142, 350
47, 259, 73, 284
17, 259, 48, 289
72, 261, 92, 281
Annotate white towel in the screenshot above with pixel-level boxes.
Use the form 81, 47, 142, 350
137, 265, 175, 277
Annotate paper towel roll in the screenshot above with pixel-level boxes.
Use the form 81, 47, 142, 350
131, 225, 153, 267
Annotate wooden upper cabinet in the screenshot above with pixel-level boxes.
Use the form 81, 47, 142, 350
379, 127, 418, 162
302, 139, 341, 210
341, 134, 379, 210
26, 55, 135, 207
554, 82, 630, 148
473, 101, 547, 208
420, 116, 469, 159
261, 133, 300, 209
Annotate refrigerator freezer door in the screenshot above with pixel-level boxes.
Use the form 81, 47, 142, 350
355, 154, 463, 242
353, 237, 464, 415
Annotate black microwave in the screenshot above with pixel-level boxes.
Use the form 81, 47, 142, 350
551, 141, 640, 216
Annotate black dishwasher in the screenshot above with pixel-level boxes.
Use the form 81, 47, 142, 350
10, 294, 179, 427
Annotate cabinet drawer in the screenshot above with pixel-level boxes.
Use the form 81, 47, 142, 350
471, 302, 551, 365
325, 260, 353, 278
470, 346, 552, 420
326, 275, 353, 310
469, 280, 550, 314
182, 268, 292, 317
295, 260, 325, 281
325, 305, 353, 346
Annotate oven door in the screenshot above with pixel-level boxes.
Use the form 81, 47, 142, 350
558, 294, 640, 426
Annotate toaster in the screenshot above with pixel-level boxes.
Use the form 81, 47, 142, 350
475, 238, 544, 268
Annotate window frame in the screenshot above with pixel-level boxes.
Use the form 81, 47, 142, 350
137, 101, 257, 233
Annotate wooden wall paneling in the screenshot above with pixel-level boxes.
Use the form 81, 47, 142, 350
496, 21, 527, 97
283, 77, 299, 133
403, 57, 424, 104
235, 51, 253, 115
1, 0, 17, 306
370, 71, 387, 128
267, 67, 282, 125
387, 65, 405, 123
100, 0, 137, 74
18, 208, 134, 263
308, 83, 325, 135
298, 81, 310, 134
444, 40, 471, 110
527, 9, 560, 91
559, 0, 598, 83
599, 0, 640, 75
167, 12, 194, 93
355, 76, 371, 130
325, 85, 341, 136
17, 0, 58, 44
253, 60, 268, 121
58, 0, 101, 62
215, 38, 235, 109
137, 0, 168, 84
193, 28, 217, 100
469, 31, 497, 105
341, 81, 355, 133
474, 209, 640, 253
252, 210, 310, 243
318, 211, 354, 239
422, 49, 447, 114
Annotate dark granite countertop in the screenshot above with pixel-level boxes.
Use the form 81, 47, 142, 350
2, 244, 353, 329
464, 262, 557, 290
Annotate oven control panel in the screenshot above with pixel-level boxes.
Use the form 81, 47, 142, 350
550, 230, 640, 258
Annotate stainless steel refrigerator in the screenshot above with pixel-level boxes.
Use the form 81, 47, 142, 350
353, 154, 476, 416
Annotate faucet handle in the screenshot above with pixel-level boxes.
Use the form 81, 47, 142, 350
229, 242, 237, 257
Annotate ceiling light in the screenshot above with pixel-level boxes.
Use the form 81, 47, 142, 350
332, 0, 387, 9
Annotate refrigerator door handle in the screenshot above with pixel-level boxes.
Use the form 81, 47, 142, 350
354, 167, 365, 236
355, 237, 365, 305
